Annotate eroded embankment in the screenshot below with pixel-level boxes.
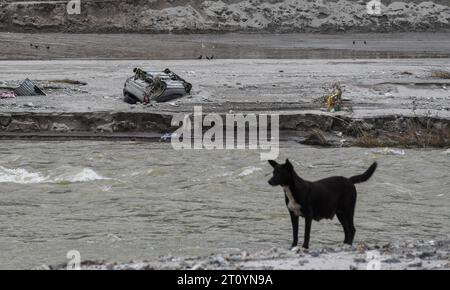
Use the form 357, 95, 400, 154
0, 111, 448, 148
1, 0, 450, 33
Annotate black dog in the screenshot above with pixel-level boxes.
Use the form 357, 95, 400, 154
268, 159, 377, 249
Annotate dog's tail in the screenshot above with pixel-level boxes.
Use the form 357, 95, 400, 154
349, 162, 377, 184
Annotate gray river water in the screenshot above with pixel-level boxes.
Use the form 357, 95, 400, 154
0, 141, 449, 269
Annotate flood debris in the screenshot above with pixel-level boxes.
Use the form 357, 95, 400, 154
300, 129, 330, 146
0, 90, 16, 99
323, 83, 342, 112
123, 68, 192, 104
431, 70, 450, 79
13, 79, 46, 96
48, 79, 87, 86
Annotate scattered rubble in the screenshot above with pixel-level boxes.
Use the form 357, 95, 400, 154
0, 91, 16, 99
324, 83, 343, 112
431, 70, 450, 79
44, 240, 450, 270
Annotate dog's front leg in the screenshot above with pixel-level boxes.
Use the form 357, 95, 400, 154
289, 212, 299, 248
302, 217, 312, 249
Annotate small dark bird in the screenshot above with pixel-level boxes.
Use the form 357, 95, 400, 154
197, 55, 202, 59
364, 41, 367, 45
210, 55, 214, 60
206, 56, 210, 60
46, 46, 50, 49
353, 41, 355, 45
34, 45, 39, 49
30, 43, 33, 47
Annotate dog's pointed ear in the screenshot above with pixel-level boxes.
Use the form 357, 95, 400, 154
285, 159, 293, 169
268, 160, 278, 168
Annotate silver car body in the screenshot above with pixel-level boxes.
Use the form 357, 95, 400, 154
123, 69, 190, 103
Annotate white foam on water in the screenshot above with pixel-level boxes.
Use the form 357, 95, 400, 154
53, 168, 110, 183
373, 148, 406, 156
0, 166, 48, 184
0, 166, 109, 184
238, 166, 262, 177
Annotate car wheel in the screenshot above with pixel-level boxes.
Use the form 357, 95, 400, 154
123, 93, 138, 104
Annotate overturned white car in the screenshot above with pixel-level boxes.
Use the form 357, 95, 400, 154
123, 68, 192, 104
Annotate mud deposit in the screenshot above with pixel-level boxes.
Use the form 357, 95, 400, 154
1, 58, 449, 147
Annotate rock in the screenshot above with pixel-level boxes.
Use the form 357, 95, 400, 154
51, 122, 71, 132
191, 263, 205, 270
407, 261, 422, 268
353, 257, 367, 263
6, 120, 40, 132
418, 251, 436, 259
382, 257, 401, 264
112, 120, 137, 132
96, 122, 114, 133
0, 114, 12, 127
301, 130, 329, 146
309, 251, 320, 258
36, 264, 51, 270
23, 102, 35, 108
298, 259, 309, 266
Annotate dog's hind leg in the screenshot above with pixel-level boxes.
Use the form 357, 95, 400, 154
348, 218, 356, 245
337, 212, 350, 244
338, 211, 356, 245
346, 207, 356, 245
289, 212, 299, 248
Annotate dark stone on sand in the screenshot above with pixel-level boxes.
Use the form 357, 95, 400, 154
301, 130, 329, 146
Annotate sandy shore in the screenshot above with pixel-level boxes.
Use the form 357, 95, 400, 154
46, 240, 450, 270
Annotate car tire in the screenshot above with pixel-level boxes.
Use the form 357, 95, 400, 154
123, 93, 138, 104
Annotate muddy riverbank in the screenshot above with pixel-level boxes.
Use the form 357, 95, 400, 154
0, 111, 449, 148
1, 58, 449, 147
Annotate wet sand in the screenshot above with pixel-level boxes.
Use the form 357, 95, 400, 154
2, 32, 450, 60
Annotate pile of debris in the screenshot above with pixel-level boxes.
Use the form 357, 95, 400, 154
123, 68, 192, 104
0, 79, 46, 99
323, 83, 342, 112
